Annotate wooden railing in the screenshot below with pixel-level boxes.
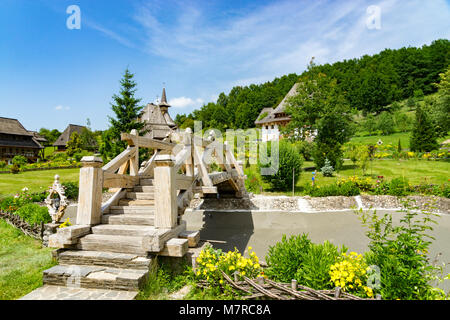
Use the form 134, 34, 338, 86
76, 128, 246, 229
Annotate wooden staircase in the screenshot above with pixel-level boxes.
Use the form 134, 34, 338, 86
23, 128, 247, 300
39, 176, 190, 296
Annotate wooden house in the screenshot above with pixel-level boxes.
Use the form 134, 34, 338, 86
0, 117, 44, 164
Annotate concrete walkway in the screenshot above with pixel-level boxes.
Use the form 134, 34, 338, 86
182, 209, 450, 291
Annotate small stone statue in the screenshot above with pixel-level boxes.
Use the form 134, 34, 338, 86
45, 175, 69, 223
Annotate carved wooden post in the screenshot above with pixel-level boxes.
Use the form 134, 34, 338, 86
154, 154, 177, 229
76, 156, 103, 225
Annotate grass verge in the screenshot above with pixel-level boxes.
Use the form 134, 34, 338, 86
0, 219, 56, 300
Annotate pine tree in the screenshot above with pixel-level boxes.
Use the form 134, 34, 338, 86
409, 105, 439, 152
100, 69, 145, 161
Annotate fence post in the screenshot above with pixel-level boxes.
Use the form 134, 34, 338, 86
154, 154, 177, 229
76, 156, 103, 225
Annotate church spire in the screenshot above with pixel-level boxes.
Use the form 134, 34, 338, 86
159, 87, 170, 108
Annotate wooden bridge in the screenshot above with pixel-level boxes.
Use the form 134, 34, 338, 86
29, 129, 247, 298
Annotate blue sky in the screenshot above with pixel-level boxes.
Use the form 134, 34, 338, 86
0, 0, 449, 132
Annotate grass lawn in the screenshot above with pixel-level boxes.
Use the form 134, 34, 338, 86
248, 158, 450, 195
348, 132, 450, 149
0, 168, 80, 197
0, 220, 56, 300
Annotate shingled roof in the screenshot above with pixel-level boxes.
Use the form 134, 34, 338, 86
139, 88, 177, 139
0, 117, 43, 149
254, 83, 299, 125
0, 117, 34, 136
53, 124, 86, 147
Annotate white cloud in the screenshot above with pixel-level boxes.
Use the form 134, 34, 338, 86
55, 105, 70, 111
169, 97, 204, 108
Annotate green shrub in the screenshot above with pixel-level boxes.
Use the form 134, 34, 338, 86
0, 197, 18, 212
12, 155, 28, 167
73, 150, 93, 162
320, 158, 334, 177
14, 203, 51, 226
358, 200, 447, 300
0, 160, 6, 169
388, 177, 409, 196
265, 234, 312, 282
244, 166, 264, 194
294, 140, 315, 161
312, 142, 344, 172
377, 111, 395, 135
10, 163, 20, 174
303, 182, 360, 197
51, 152, 68, 162
295, 241, 347, 290
260, 141, 303, 191
62, 181, 79, 199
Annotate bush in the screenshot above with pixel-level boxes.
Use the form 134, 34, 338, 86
303, 182, 360, 197
388, 177, 409, 196
377, 111, 395, 135
320, 158, 334, 177
265, 234, 312, 282
358, 200, 447, 299
260, 141, 303, 191
51, 152, 68, 162
14, 203, 51, 226
294, 140, 315, 161
244, 166, 264, 194
295, 241, 346, 290
12, 155, 28, 167
329, 252, 375, 298
0, 160, 6, 169
312, 142, 344, 172
62, 181, 79, 199
73, 150, 93, 162
10, 163, 20, 174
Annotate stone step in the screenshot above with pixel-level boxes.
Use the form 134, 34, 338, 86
43, 264, 148, 291
19, 285, 139, 300
92, 224, 157, 237
110, 206, 155, 215
102, 214, 155, 226
77, 234, 148, 255
134, 186, 154, 193
57, 250, 152, 270
119, 199, 155, 206
126, 192, 155, 200
140, 178, 154, 186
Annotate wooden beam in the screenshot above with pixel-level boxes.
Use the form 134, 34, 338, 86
193, 144, 213, 187
103, 172, 139, 188
102, 147, 137, 173
176, 174, 195, 190
121, 133, 176, 150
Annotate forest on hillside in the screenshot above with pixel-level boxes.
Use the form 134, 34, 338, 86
175, 39, 450, 130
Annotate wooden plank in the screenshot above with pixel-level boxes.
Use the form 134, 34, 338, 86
193, 186, 217, 194
175, 174, 195, 190
102, 147, 137, 173
121, 133, 176, 150
193, 144, 213, 187
103, 172, 139, 188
